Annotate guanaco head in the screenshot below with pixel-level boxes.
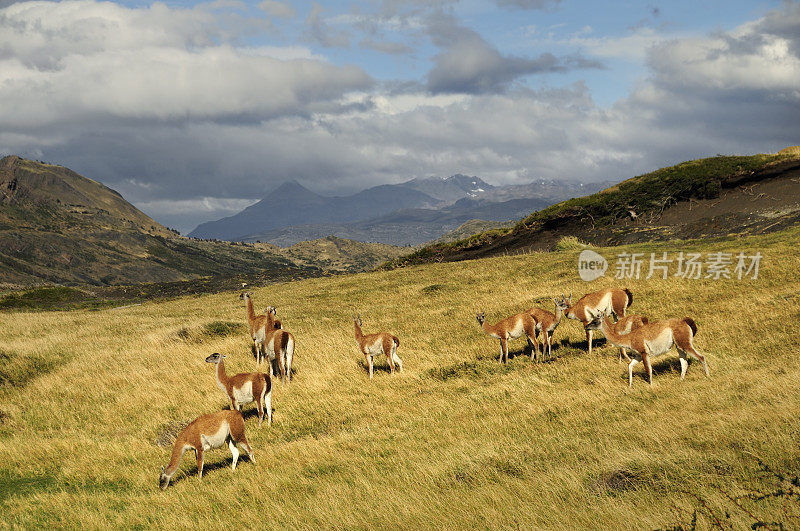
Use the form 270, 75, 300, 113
475, 310, 485, 326
554, 295, 570, 311
584, 308, 607, 330
352, 314, 362, 327
239, 291, 251, 301
205, 352, 226, 364
159, 466, 170, 490
264, 306, 277, 316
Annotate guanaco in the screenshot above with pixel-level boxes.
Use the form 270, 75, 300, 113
605, 314, 649, 362
526, 295, 570, 361
159, 410, 254, 490
563, 288, 633, 355
240, 292, 268, 365
353, 314, 402, 378
264, 306, 295, 383
205, 353, 272, 427
476, 309, 539, 363
585, 309, 710, 387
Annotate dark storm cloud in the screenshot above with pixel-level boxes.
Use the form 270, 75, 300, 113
425, 14, 603, 94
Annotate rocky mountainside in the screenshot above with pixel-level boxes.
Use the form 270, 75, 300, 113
0, 156, 316, 286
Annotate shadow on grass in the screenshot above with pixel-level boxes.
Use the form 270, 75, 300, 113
164, 453, 254, 488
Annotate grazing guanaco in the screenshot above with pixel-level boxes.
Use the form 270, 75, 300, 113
563, 288, 633, 355
353, 314, 402, 378
526, 295, 570, 361
205, 353, 272, 427
159, 410, 254, 490
585, 309, 710, 387
264, 306, 295, 384
476, 309, 539, 363
605, 314, 649, 362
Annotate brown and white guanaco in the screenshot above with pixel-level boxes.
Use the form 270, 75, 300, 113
476, 309, 539, 363
205, 353, 272, 427
240, 292, 269, 365
526, 295, 570, 361
563, 288, 633, 355
159, 410, 254, 490
605, 314, 649, 362
353, 314, 402, 378
585, 309, 710, 387
264, 306, 295, 384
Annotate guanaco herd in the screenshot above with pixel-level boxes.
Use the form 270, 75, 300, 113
160, 286, 709, 489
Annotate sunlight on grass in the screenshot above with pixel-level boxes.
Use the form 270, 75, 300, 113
0, 225, 798, 527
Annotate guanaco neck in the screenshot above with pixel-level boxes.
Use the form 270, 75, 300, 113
553, 304, 564, 326
600, 317, 628, 346
215, 360, 229, 393
354, 320, 364, 342
165, 436, 190, 477
245, 296, 256, 324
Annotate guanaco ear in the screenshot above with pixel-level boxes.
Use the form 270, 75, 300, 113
161, 466, 165, 473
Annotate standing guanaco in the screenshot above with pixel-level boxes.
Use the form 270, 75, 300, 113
585, 309, 710, 387
159, 410, 254, 490
264, 306, 295, 383
476, 309, 539, 363
526, 295, 570, 361
353, 314, 402, 378
205, 353, 272, 427
563, 288, 633, 355
240, 292, 268, 365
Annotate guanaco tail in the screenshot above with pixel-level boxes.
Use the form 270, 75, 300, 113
476, 309, 540, 363
159, 410, 254, 490
353, 314, 402, 378
585, 309, 710, 387
563, 288, 633, 355
205, 353, 272, 427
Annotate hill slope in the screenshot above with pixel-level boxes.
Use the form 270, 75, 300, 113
0, 224, 798, 528
0, 156, 317, 286
388, 153, 800, 267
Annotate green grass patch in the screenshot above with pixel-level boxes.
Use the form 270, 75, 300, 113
0, 349, 68, 390
0, 286, 111, 312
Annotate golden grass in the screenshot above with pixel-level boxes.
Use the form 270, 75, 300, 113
1, 226, 800, 528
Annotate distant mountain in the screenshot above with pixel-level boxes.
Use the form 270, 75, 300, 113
243, 196, 552, 246
0, 156, 317, 286
400, 174, 495, 202
191, 173, 606, 245
189, 181, 442, 240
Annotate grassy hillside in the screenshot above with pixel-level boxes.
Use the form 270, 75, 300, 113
0, 225, 799, 528
269, 236, 408, 273
431, 219, 515, 245
387, 153, 800, 267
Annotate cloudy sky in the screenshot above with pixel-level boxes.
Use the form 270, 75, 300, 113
1, 0, 798, 232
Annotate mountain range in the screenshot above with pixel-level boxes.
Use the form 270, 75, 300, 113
189, 174, 606, 245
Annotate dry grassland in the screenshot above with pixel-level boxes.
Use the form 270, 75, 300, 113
1, 226, 799, 529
